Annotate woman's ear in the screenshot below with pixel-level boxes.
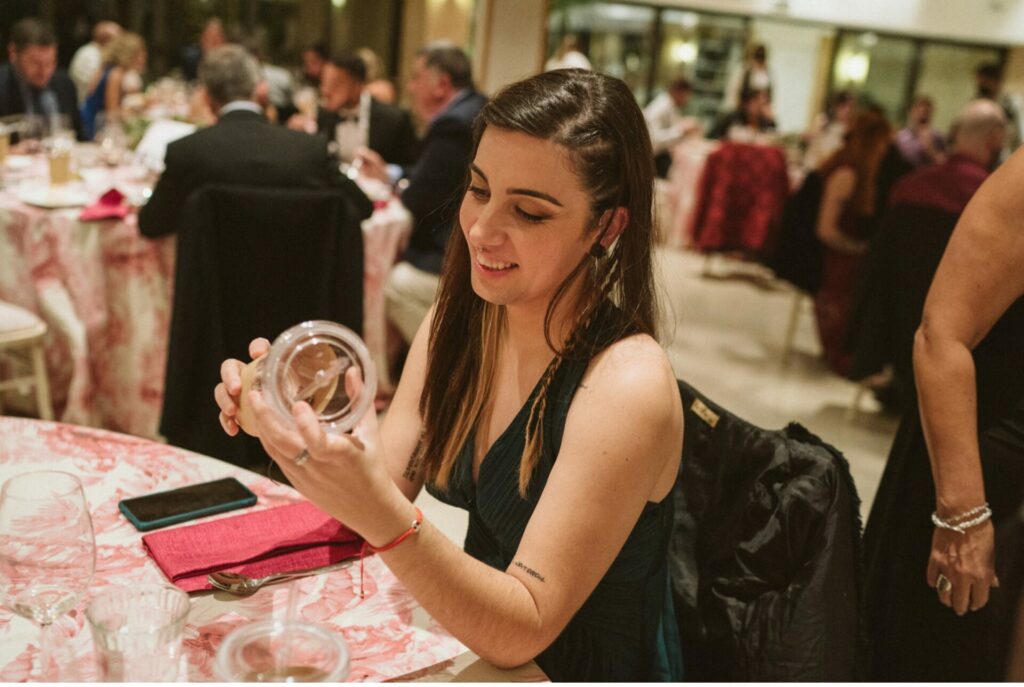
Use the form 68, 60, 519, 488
599, 207, 629, 249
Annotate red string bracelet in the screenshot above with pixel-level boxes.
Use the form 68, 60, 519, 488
358, 506, 423, 598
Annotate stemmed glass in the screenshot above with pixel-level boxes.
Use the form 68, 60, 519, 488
0, 471, 96, 680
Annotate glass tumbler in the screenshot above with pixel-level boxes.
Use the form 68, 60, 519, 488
213, 619, 350, 682
86, 584, 191, 682
236, 320, 376, 436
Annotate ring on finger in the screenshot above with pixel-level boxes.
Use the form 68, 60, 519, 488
936, 573, 953, 595
292, 448, 311, 467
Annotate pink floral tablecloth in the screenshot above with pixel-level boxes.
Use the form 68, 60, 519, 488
0, 162, 410, 439
662, 139, 719, 250
0, 417, 466, 682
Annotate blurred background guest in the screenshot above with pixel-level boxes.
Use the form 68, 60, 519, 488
181, 17, 226, 83
0, 17, 83, 140
708, 88, 776, 141
896, 94, 946, 169
80, 31, 146, 140
358, 47, 396, 105
242, 35, 295, 124
813, 109, 892, 376
357, 42, 486, 345
68, 20, 120, 105
803, 89, 855, 171
288, 51, 416, 166
723, 43, 773, 113
300, 42, 327, 89
139, 45, 354, 239
976, 61, 1022, 154
644, 76, 700, 178
544, 34, 591, 71
851, 99, 1007, 415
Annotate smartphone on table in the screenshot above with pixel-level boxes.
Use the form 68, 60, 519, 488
118, 477, 257, 532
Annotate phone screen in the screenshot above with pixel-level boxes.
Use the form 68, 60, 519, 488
120, 478, 256, 524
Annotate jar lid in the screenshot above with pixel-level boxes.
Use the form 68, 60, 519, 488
262, 321, 376, 434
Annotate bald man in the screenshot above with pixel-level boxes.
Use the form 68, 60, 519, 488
70, 20, 121, 104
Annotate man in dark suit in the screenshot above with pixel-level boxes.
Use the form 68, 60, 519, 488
0, 18, 84, 140
139, 45, 370, 239
357, 42, 487, 343
287, 51, 417, 167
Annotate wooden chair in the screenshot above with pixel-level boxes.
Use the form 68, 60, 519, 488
0, 301, 53, 420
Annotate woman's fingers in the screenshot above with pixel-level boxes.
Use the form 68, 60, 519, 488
970, 580, 991, 611
950, 575, 973, 615
214, 382, 237, 416
249, 337, 271, 360
219, 411, 239, 436
250, 391, 304, 461
220, 358, 246, 396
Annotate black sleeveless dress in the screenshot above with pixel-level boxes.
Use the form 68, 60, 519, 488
426, 323, 683, 682
863, 294, 1024, 680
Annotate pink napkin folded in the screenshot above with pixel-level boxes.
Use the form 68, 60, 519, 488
142, 501, 363, 592
79, 188, 130, 221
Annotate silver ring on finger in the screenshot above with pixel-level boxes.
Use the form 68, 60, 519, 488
936, 573, 953, 595
292, 448, 311, 467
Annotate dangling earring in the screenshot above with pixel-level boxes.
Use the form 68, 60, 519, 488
589, 242, 606, 259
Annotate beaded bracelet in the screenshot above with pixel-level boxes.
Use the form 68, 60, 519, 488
931, 504, 993, 534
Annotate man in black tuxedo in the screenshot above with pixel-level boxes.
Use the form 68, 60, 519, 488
288, 52, 417, 167
0, 18, 84, 140
139, 45, 369, 239
357, 43, 487, 343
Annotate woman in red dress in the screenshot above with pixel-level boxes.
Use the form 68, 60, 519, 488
813, 110, 893, 376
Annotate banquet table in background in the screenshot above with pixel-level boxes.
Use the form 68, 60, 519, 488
0, 154, 411, 439
0, 417, 547, 682
663, 140, 790, 257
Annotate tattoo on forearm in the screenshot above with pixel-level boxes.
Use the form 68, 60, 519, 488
402, 451, 423, 481
513, 560, 546, 582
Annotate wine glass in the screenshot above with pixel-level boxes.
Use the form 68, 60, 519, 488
0, 471, 96, 680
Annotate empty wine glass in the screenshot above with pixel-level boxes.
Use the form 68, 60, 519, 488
0, 471, 96, 680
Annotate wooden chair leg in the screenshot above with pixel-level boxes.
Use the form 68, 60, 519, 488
29, 343, 53, 421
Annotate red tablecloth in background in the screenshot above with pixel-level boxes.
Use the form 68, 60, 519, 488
690, 142, 789, 256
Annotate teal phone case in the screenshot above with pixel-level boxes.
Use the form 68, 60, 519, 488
118, 479, 257, 532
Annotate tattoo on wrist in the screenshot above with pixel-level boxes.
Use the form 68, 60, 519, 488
513, 560, 546, 582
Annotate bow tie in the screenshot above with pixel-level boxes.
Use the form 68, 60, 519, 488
337, 112, 359, 124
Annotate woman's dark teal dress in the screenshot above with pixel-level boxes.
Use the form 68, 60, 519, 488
80, 66, 112, 141
426, 318, 683, 682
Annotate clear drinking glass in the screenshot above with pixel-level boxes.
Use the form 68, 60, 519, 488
0, 471, 96, 679
86, 584, 191, 682
213, 619, 350, 682
236, 321, 376, 437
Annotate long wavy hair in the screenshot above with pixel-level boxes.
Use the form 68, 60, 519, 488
416, 69, 659, 497
820, 109, 893, 216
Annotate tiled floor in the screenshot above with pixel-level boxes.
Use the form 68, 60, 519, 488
416, 246, 900, 544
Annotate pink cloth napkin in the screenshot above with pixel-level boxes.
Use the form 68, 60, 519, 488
79, 188, 130, 221
142, 501, 363, 592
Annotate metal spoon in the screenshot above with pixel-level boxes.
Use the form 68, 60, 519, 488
208, 562, 351, 596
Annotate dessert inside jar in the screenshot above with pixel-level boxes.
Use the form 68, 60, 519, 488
236, 321, 376, 436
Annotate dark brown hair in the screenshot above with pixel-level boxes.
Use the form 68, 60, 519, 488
416, 69, 658, 496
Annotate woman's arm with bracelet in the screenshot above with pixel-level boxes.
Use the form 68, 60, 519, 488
914, 146, 1024, 615
248, 334, 682, 668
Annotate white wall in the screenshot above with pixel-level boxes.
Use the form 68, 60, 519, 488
657, 0, 1024, 46
750, 18, 834, 131
475, 0, 548, 95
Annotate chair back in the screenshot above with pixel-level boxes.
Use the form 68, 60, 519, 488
161, 184, 365, 469
670, 379, 864, 680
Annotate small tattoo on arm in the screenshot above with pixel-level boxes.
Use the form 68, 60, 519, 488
402, 454, 422, 481
513, 560, 546, 582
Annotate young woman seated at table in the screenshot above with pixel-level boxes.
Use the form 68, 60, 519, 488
80, 31, 147, 140
214, 69, 684, 682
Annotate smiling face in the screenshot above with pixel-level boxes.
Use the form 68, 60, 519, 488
459, 127, 599, 314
